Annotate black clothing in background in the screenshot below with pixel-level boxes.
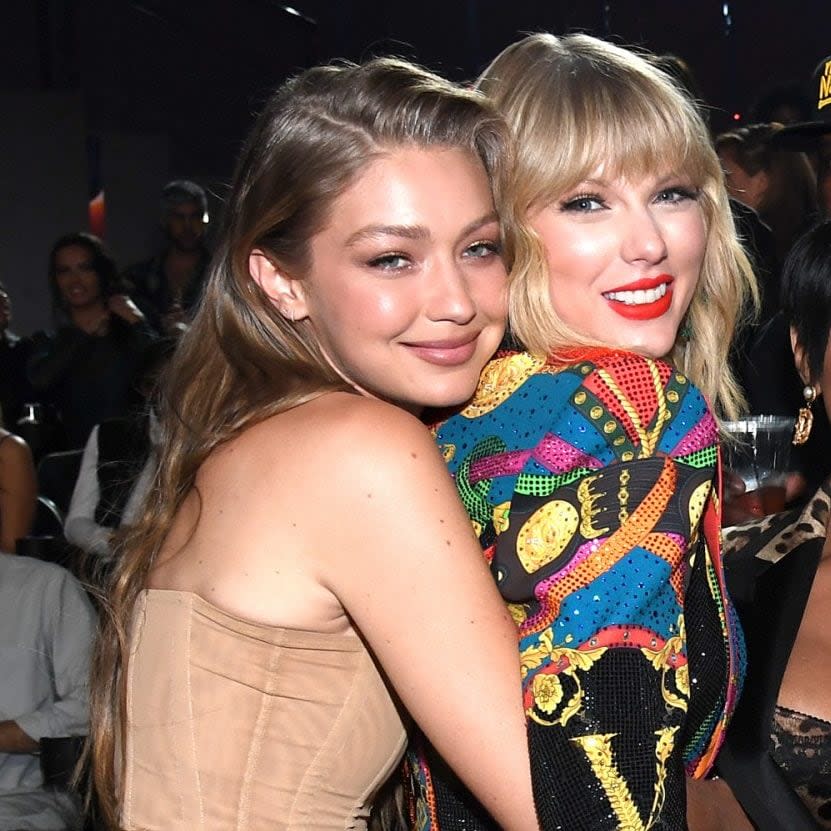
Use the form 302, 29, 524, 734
739, 312, 831, 498
0, 330, 33, 426
27, 318, 156, 450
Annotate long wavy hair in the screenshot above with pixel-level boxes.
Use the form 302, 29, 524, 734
477, 33, 758, 419
88, 56, 509, 828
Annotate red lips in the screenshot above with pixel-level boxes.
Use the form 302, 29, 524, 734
603, 274, 674, 321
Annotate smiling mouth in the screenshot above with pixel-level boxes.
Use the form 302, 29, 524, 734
404, 335, 479, 367
602, 277, 674, 321
603, 282, 669, 306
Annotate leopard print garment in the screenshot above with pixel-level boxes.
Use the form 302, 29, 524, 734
722, 477, 831, 564
722, 477, 831, 829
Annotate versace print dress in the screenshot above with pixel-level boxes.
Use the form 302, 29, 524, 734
406, 349, 745, 831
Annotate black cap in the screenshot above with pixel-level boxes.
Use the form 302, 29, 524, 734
771, 56, 831, 150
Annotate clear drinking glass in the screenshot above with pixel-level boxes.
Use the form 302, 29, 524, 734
722, 415, 795, 518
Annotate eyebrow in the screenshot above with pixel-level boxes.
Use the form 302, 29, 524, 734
345, 211, 498, 247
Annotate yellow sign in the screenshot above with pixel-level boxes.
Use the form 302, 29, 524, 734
819, 59, 831, 111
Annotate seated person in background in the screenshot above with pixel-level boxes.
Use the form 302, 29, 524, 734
689, 221, 831, 830
0, 280, 35, 428
0, 551, 97, 830
0, 414, 36, 553
27, 233, 156, 450
65, 339, 173, 565
123, 179, 211, 336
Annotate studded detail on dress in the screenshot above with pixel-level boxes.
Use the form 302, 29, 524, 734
405, 349, 745, 831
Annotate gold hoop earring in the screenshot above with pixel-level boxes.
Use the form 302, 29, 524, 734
793, 384, 818, 445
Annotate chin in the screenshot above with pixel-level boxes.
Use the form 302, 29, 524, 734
424, 383, 479, 411
612, 337, 676, 361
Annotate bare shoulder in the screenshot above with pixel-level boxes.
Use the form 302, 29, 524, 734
211, 392, 443, 498
0, 431, 34, 466
304, 393, 443, 475
247, 392, 436, 460
275, 393, 450, 506
313, 393, 434, 443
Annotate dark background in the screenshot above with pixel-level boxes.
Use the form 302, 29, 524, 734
1, 0, 828, 332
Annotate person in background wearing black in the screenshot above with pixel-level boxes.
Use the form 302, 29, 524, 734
123, 179, 211, 336
0, 281, 34, 428
734, 56, 831, 505
28, 233, 156, 451
772, 55, 831, 219
691, 221, 831, 831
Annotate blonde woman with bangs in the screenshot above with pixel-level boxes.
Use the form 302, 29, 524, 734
406, 33, 756, 831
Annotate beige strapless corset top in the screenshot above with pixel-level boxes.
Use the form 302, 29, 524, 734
120, 590, 407, 830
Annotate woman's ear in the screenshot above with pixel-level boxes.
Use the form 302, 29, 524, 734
790, 325, 815, 390
248, 250, 309, 321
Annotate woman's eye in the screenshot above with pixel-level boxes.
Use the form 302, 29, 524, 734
464, 240, 501, 259
655, 186, 698, 204
368, 253, 410, 271
561, 194, 605, 213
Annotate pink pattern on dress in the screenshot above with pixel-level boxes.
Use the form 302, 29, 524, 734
671, 411, 718, 456
469, 449, 531, 484
533, 432, 604, 473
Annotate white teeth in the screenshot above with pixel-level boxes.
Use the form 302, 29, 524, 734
605, 283, 667, 305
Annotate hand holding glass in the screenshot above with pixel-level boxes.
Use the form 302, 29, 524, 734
722, 416, 794, 521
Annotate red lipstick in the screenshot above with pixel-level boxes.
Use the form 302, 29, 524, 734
607, 274, 674, 293
603, 274, 674, 321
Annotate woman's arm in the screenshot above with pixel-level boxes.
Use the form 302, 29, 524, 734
0, 433, 37, 552
64, 425, 113, 558
315, 401, 537, 831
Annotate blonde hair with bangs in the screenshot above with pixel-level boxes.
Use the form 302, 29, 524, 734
478, 33, 757, 419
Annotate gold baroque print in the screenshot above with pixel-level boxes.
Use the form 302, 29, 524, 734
520, 630, 607, 727
571, 726, 679, 831
461, 352, 546, 418
516, 500, 580, 573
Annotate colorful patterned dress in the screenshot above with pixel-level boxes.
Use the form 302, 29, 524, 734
405, 349, 745, 831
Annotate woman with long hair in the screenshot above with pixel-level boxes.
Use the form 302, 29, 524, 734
89, 58, 537, 831
28, 233, 155, 449
407, 34, 756, 831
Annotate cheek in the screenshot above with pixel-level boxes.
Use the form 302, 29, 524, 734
821, 339, 831, 405
313, 283, 413, 341
474, 275, 508, 320
670, 216, 706, 293
543, 232, 606, 316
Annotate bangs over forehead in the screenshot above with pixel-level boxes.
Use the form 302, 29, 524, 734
483, 34, 717, 209
553, 71, 710, 191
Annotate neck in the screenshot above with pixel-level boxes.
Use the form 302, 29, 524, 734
70, 301, 108, 333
